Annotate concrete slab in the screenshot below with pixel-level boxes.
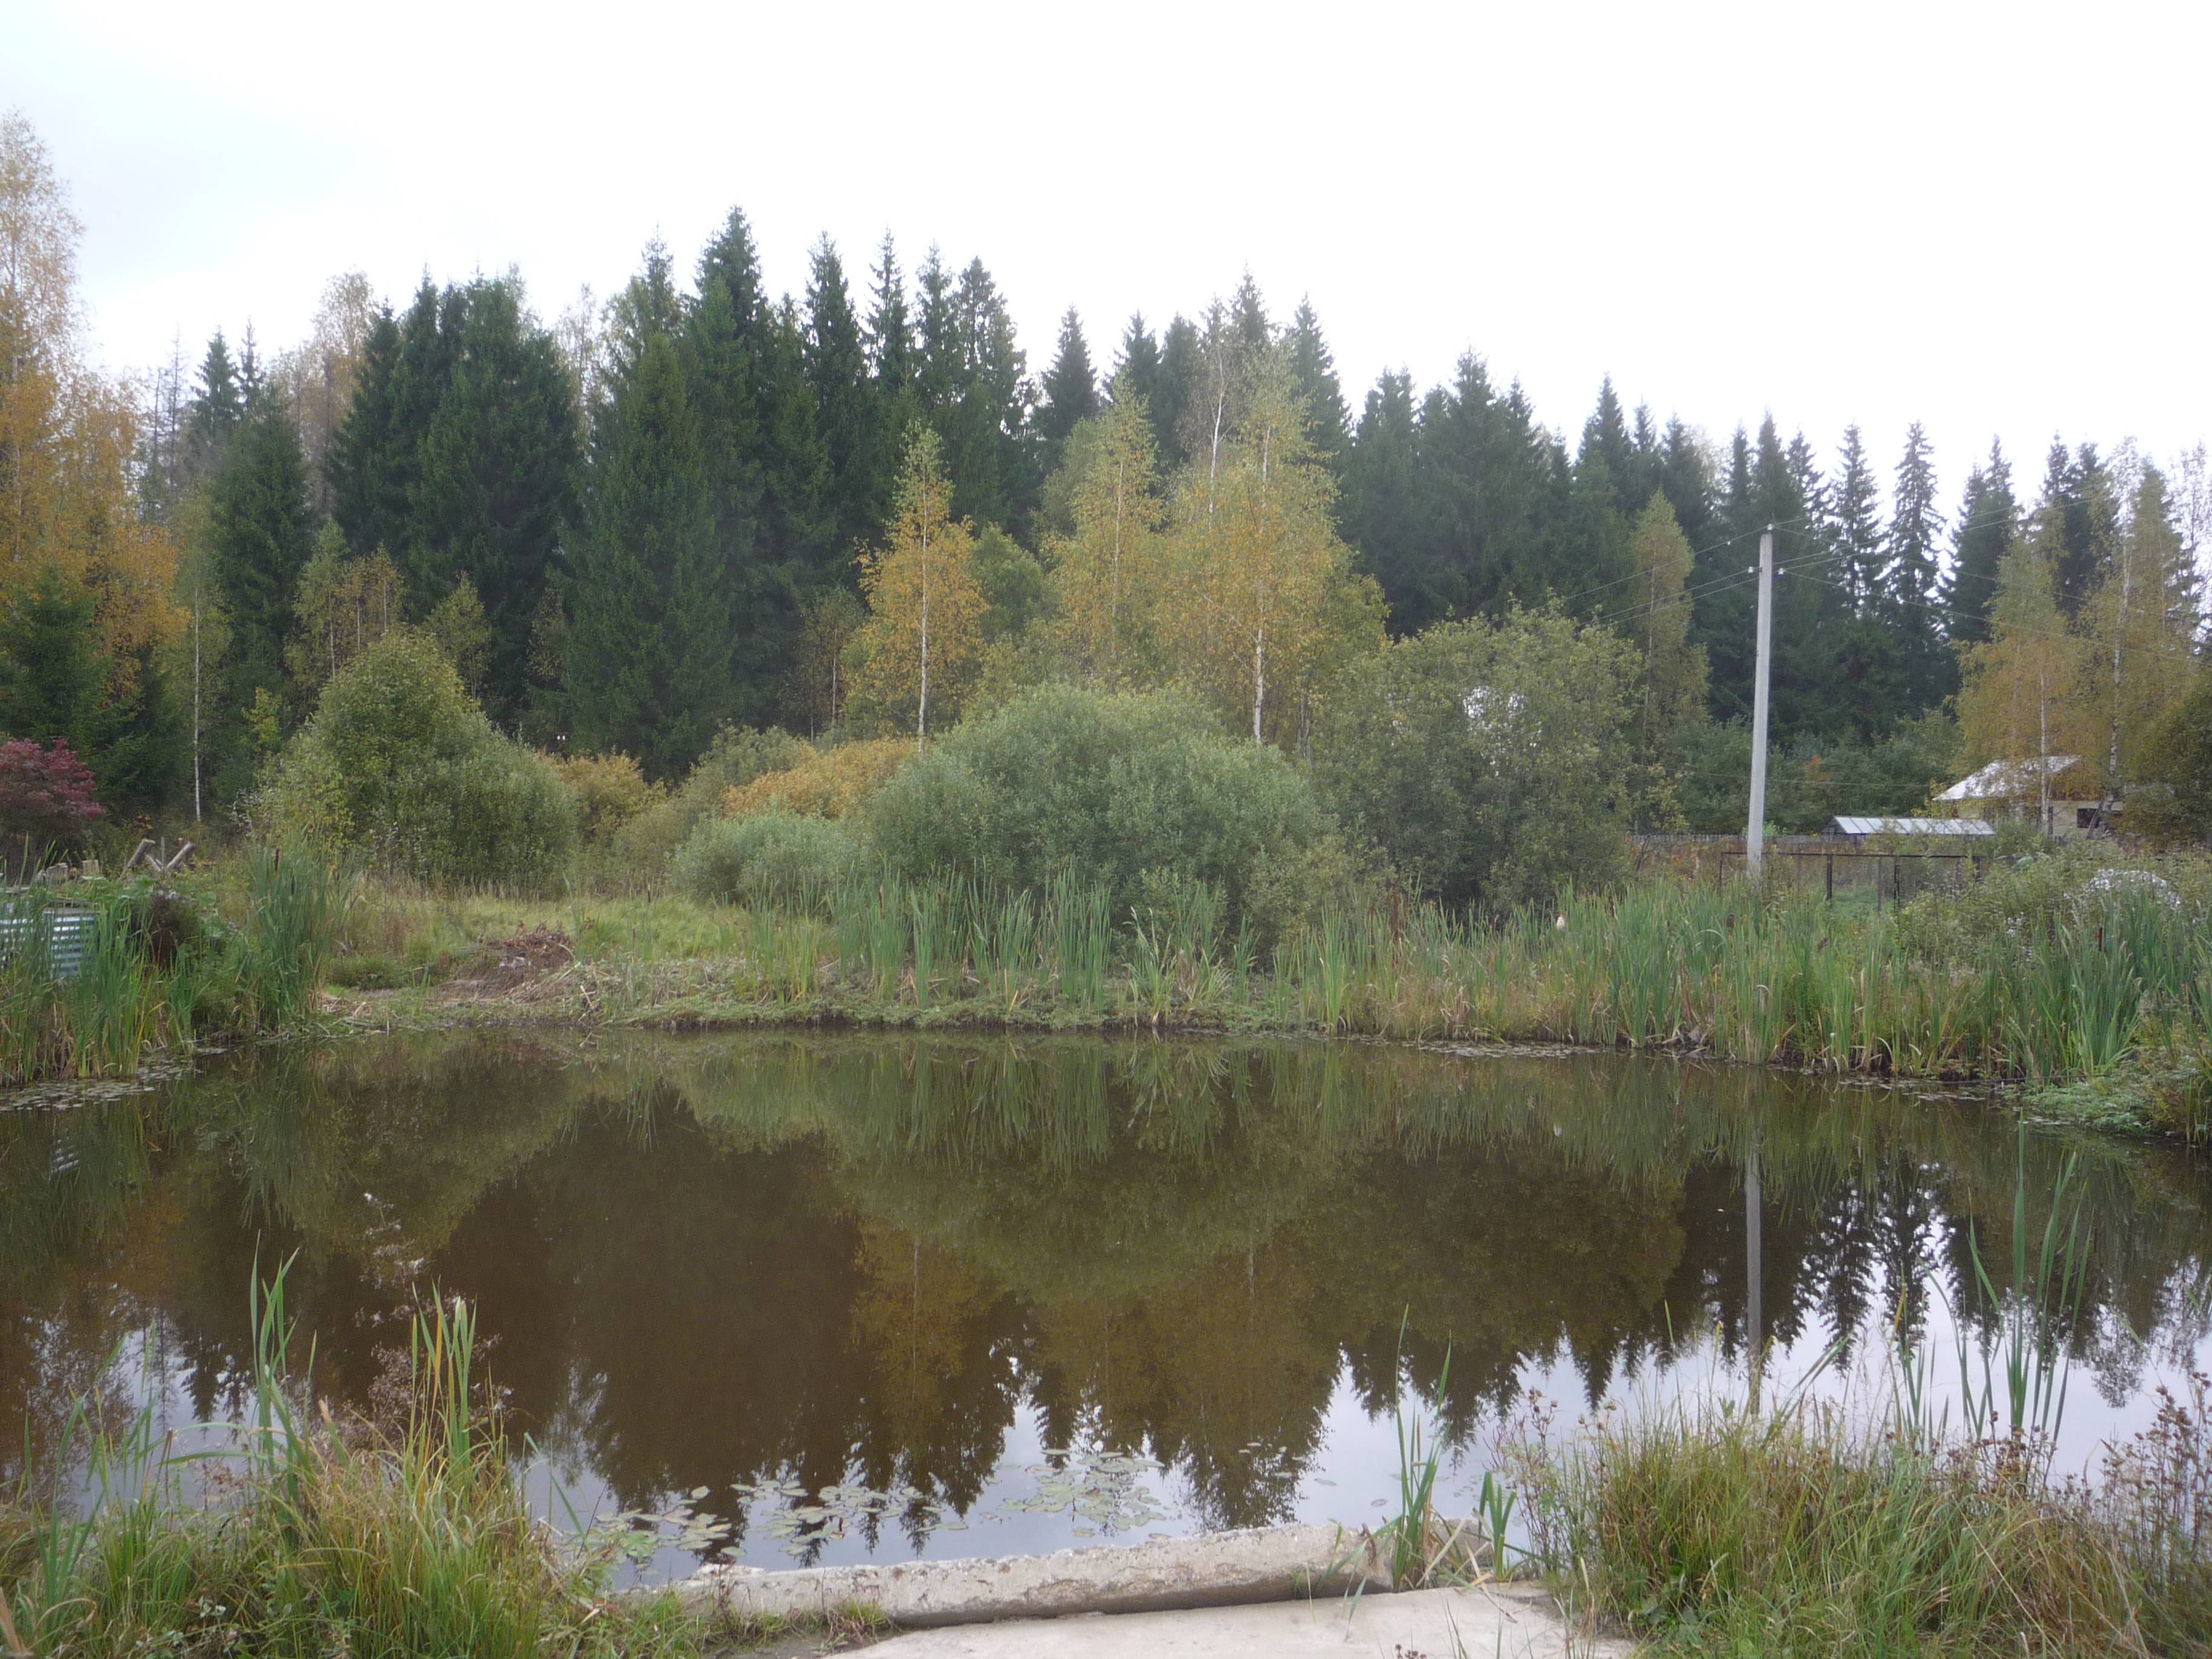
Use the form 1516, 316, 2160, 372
862, 1583, 1629, 1657
682, 1525, 1395, 1627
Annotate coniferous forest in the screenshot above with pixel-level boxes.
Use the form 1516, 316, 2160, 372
7, 108, 2210, 857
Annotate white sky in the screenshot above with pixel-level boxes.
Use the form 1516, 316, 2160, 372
7, 0, 2207, 510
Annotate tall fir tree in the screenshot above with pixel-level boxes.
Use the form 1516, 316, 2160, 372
1285, 298, 1349, 473
206, 395, 316, 797
565, 325, 731, 778
409, 278, 580, 723
1339, 371, 1430, 632
1579, 377, 1638, 518
185, 330, 246, 483
2038, 438, 2119, 617
1883, 421, 1948, 709
1829, 425, 1884, 612
1036, 307, 1099, 471
1564, 431, 1631, 617
1945, 440, 2017, 645
804, 237, 882, 551
1150, 315, 1203, 470
864, 233, 914, 400
1114, 313, 1162, 418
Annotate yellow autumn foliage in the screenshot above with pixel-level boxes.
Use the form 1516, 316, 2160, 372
722, 739, 911, 820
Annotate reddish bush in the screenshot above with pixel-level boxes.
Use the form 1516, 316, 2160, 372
0, 738, 103, 868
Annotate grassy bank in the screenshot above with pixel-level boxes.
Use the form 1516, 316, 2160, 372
1504, 1382, 2211, 1657
310, 845, 2212, 1133
0, 846, 346, 1090
0, 1270, 742, 1657
1486, 1145, 2212, 1655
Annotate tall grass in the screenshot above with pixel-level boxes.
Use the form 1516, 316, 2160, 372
1503, 1148, 2209, 1657
0, 1264, 703, 1657
335, 848, 2212, 1103
0, 844, 349, 1090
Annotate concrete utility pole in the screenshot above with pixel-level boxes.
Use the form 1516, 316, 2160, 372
1744, 526, 1775, 880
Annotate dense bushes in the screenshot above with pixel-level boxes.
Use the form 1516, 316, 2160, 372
672, 806, 865, 907
723, 737, 910, 819
1315, 608, 1643, 911
549, 750, 664, 845
263, 633, 575, 884
612, 724, 808, 871
867, 683, 1322, 916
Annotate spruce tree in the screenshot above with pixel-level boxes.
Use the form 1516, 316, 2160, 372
206, 396, 316, 797
756, 298, 836, 582
1828, 425, 1884, 613
1579, 378, 1638, 517
1415, 355, 1567, 617
2034, 438, 2120, 617
934, 259, 1033, 532
411, 279, 580, 722
1341, 371, 1432, 631
326, 304, 406, 554
566, 327, 731, 777
1116, 313, 1162, 416
1823, 423, 1903, 740
803, 237, 880, 548
1655, 416, 1715, 547
0, 565, 110, 761
696, 207, 767, 344
185, 330, 245, 481
1564, 440, 1631, 612
1945, 440, 2017, 644
913, 247, 961, 415
865, 233, 914, 400
1883, 422, 1948, 709
1285, 298, 1349, 473
1151, 315, 1203, 469
1036, 307, 1099, 467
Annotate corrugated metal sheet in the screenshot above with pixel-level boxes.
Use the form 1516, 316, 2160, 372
0, 904, 99, 981
1830, 816, 1996, 837
1936, 757, 2082, 801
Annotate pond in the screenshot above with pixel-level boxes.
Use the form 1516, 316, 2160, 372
3, 1030, 2208, 1581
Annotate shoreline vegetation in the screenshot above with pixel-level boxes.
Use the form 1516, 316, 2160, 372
10, 831, 2211, 1141
298, 845, 2211, 1138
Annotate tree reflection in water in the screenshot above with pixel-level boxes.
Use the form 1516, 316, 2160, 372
2, 1031, 2207, 1553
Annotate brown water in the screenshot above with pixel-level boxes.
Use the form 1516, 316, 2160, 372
3, 1030, 2207, 1577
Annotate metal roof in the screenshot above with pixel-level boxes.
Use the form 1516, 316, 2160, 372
1936, 757, 2082, 801
1831, 816, 1996, 837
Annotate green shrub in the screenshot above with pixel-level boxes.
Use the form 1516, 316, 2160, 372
1315, 608, 1642, 912
549, 750, 665, 845
865, 682, 1322, 919
672, 806, 865, 908
262, 633, 576, 885
614, 725, 809, 874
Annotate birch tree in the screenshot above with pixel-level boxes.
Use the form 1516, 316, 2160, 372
1627, 491, 1708, 746
1047, 380, 1161, 682
1957, 537, 2082, 833
853, 425, 982, 743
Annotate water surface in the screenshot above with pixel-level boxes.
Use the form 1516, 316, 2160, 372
3, 1031, 2207, 1577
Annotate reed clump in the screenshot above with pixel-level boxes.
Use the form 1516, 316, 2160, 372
330, 842, 2212, 1117
0, 843, 350, 1089
0, 1270, 708, 1658
1505, 1396, 2205, 1657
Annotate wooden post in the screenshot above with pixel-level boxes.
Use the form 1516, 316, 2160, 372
1825, 853, 1834, 903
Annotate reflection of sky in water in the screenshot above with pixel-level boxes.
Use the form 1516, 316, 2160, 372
6, 1030, 2209, 1583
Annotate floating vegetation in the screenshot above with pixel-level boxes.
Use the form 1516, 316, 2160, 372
995, 1451, 1171, 1535
736, 1478, 961, 1555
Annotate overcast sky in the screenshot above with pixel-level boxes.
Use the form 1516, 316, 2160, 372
7, 0, 2207, 509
